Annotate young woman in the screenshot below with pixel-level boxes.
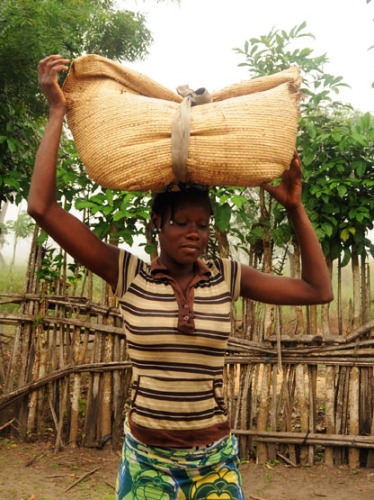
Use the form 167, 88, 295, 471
29, 55, 333, 500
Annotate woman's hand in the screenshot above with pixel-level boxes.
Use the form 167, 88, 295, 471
261, 150, 302, 210
38, 54, 70, 112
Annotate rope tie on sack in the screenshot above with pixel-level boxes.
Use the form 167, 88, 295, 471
171, 85, 212, 182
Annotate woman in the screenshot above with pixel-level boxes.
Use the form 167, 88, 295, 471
29, 55, 333, 500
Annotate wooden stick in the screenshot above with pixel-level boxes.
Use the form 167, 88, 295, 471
232, 429, 374, 448
276, 452, 297, 467
346, 319, 374, 343
0, 418, 16, 432
65, 467, 99, 492
48, 397, 59, 433
25, 451, 47, 467
275, 306, 282, 371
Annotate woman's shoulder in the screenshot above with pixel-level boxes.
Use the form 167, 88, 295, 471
204, 257, 240, 279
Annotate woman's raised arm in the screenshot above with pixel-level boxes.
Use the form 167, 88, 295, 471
28, 55, 119, 290
240, 152, 334, 305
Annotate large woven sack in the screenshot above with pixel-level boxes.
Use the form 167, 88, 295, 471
63, 55, 302, 191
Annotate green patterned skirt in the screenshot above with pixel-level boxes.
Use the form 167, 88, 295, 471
115, 420, 244, 499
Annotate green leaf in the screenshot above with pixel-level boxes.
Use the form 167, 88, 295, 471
354, 160, 366, 177
336, 185, 347, 198
330, 241, 341, 260
248, 226, 266, 244
6, 138, 16, 153
214, 203, 231, 232
112, 211, 127, 221
295, 21, 307, 34
321, 222, 333, 237
144, 243, 155, 255
315, 228, 325, 240
75, 199, 97, 210
360, 112, 371, 129
321, 239, 329, 256
4, 176, 19, 188
231, 194, 248, 209
340, 228, 350, 242
340, 247, 351, 267
37, 230, 49, 245
351, 132, 367, 146
105, 189, 114, 206
272, 223, 291, 245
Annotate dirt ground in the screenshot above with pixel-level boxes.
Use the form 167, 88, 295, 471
1, 441, 374, 500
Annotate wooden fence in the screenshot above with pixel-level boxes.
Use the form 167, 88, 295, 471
1, 290, 374, 468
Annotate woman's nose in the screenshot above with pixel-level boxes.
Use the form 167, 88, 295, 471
186, 223, 199, 238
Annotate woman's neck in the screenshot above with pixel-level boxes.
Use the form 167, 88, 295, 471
159, 257, 196, 280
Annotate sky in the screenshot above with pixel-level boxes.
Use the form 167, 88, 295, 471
122, 0, 374, 114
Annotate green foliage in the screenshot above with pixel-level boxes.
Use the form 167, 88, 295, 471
214, 202, 232, 232
265, 459, 280, 467
235, 22, 374, 265
36, 248, 64, 288
299, 106, 374, 263
74, 189, 151, 245
234, 22, 349, 107
2, 211, 35, 239
0, 102, 44, 206
210, 186, 259, 257
0, 0, 152, 117
0, 0, 153, 210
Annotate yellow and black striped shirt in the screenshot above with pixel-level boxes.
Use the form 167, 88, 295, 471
115, 250, 241, 447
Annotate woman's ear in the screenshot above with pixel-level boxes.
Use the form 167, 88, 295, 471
151, 212, 161, 230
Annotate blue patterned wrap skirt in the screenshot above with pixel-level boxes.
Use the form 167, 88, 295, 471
115, 420, 244, 499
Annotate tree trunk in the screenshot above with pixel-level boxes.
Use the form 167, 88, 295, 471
367, 262, 372, 337
0, 201, 9, 265
337, 256, 343, 336
296, 364, 309, 464
69, 372, 81, 448
351, 245, 360, 329
214, 226, 230, 258
260, 188, 274, 338
68, 325, 82, 448
325, 366, 336, 465
348, 366, 360, 468
0, 332, 5, 385
307, 305, 318, 336
257, 363, 270, 463
36, 288, 49, 433
321, 256, 333, 336
292, 235, 305, 334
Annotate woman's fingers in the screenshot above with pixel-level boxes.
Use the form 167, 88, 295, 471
288, 154, 302, 180
38, 55, 70, 81
38, 55, 70, 108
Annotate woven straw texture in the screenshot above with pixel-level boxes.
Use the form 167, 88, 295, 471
63, 54, 302, 191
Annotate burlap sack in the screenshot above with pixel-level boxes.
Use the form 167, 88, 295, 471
63, 54, 302, 191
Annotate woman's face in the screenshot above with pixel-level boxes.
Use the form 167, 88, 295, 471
154, 200, 210, 268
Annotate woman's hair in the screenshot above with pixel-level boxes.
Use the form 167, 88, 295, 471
151, 187, 213, 228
